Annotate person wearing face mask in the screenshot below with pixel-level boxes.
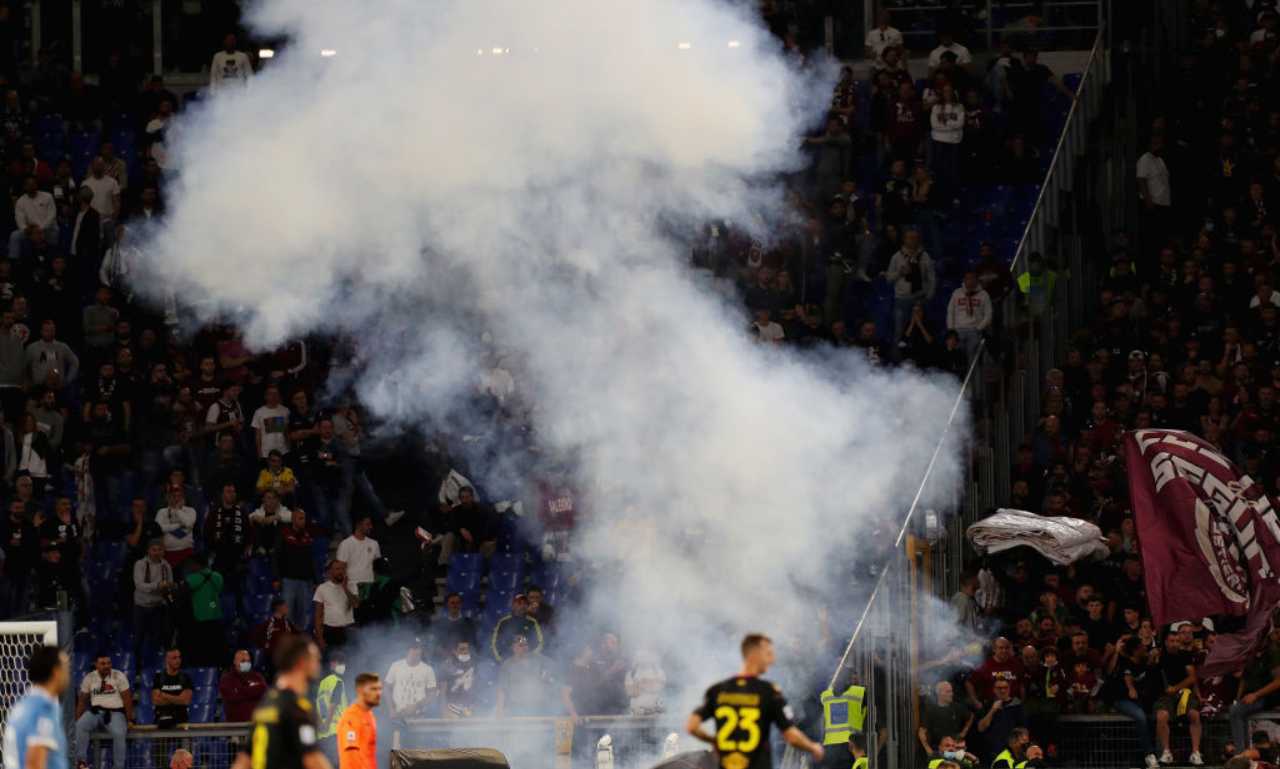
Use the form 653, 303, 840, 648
318, 652, 350, 765
926, 735, 978, 769
441, 640, 477, 718
219, 648, 268, 722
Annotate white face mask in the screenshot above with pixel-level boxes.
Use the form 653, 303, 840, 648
238, 662, 251, 673
456, 654, 471, 663
334, 664, 346, 675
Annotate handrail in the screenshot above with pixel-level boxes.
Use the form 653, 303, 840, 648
826, 339, 984, 690
1008, 29, 1106, 277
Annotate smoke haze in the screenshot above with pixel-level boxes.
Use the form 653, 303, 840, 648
138, 0, 966, 718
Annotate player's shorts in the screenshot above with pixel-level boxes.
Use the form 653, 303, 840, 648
1154, 691, 1200, 717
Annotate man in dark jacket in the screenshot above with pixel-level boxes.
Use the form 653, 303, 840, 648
439, 486, 498, 563
205, 482, 250, 610
489, 593, 543, 662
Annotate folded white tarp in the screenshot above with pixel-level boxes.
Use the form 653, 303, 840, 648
966, 508, 1111, 566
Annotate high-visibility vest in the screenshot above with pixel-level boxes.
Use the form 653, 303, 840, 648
820, 686, 867, 746
853, 757, 868, 769
991, 749, 1026, 769
316, 673, 348, 738
928, 759, 945, 769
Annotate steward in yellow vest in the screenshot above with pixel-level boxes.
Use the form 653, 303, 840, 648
820, 685, 867, 746
990, 728, 1030, 769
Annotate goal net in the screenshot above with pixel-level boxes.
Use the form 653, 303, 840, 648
0, 621, 59, 747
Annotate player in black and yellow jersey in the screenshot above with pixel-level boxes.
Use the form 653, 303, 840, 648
247, 635, 334, 769
687, 634, 825, 769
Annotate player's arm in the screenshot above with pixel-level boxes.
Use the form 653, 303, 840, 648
302, 753, 334, 769
782, 727, 824, 761
685, 712, 715, 746
25, 744, 50, 769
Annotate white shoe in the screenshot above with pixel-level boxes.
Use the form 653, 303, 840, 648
1144, 755, 1159, 769
1159, 750, 1174, 765
1189, 752, 1204, 766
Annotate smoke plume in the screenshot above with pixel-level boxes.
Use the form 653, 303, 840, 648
138, 0, 966, 719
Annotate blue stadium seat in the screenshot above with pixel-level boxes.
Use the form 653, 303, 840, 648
446, 568, 482, 594
450, 552, 483, 576
193, 685, 218, 705
191, 667, 219, 689
488, 570, 521, 591
488, 552, 523, 576
109, 652, 134, 676
189, 702, 217, 723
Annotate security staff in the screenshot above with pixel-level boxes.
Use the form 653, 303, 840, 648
849, 733, 868, 769
820, 683, 867, 746
316, 653, 348, 767
991, 728, 1030, 769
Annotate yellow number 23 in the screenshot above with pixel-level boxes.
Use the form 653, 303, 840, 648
715, 706, 762, 753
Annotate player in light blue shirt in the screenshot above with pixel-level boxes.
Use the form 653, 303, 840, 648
2, 646, 70, 769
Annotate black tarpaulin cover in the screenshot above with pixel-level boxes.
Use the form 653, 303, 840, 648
390, 748, 512, 769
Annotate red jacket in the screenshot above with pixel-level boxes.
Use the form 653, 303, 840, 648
219, 671, 268, 722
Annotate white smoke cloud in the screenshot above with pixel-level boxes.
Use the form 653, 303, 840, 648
139, 0, 966, 715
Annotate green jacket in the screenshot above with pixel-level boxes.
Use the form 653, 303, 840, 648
186, 568, 224, 622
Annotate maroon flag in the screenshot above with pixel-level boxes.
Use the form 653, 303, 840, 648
1125, 429, 1280, 676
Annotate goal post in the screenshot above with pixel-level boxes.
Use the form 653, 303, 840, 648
0, 621, 59, 746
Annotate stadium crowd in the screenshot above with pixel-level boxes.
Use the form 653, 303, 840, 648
7, 2, 1277, 769
919, 3, 1280, 769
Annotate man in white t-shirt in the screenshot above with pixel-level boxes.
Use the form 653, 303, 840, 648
314, 560, 359, 650
928, 31, 973, 70
335, 514, 381, 593
1136, 136, 1172, 209
864, 10, 904, 67
384, 638, 438, 720
1136, 134, 1173, 257
251, 384, 291, 458
752, 308, 785, 344
74, 654, 134, 769
10, 175, 58, 260
81, 157, 121, 226
210, 33, 254, 91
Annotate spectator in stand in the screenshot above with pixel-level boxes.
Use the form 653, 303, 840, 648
385, 638, 439, 722
302, 417, 345, 530
1154, 630, 1204, 765
156, 483, 196, 566
433, 592, 478, 653
624, 649, 667, 716
887, 230, 936, 344
490, 593, 544, 663
929, 30, 973, 72
864, 11, 903, 68
919, 681, 973, 756
10, 175, 57, 259
441, 639, 478, 718
562, 633, 629, 719
210, 33, 254, 91
25, 319, 78, 390
966, 637, 1025, 707
526, 585, 555, 638
181, 553, 225, 667
255, 449, 298, 501
976, 679, 1026, 761
219, 649, 267, 722
251, 384, 291, 461
438, 486, 498, 564
314, 559, 359, 651
331, 402, 389, 528
73, 653, 133, 769
946, 271, 992, 364
81, 156, 121, 232
277, 507, 318, 629
1106, 636, 1158, 769
132, 539, 174, 661
252, 598, 299, 664
205, 482, 250, 604
336, 514, 381, 597
495, 635, 556, 717
1137, 135, 1174, 258
152, 647, 193, 728
1228, 625, 1280, 754
929, 85, 965, 198
249, 489, 292, 553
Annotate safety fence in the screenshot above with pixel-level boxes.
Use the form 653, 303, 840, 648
89, 723, 249, 769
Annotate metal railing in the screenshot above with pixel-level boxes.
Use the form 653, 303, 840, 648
89, 724, 249, 769
870, 1, 1107, 52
